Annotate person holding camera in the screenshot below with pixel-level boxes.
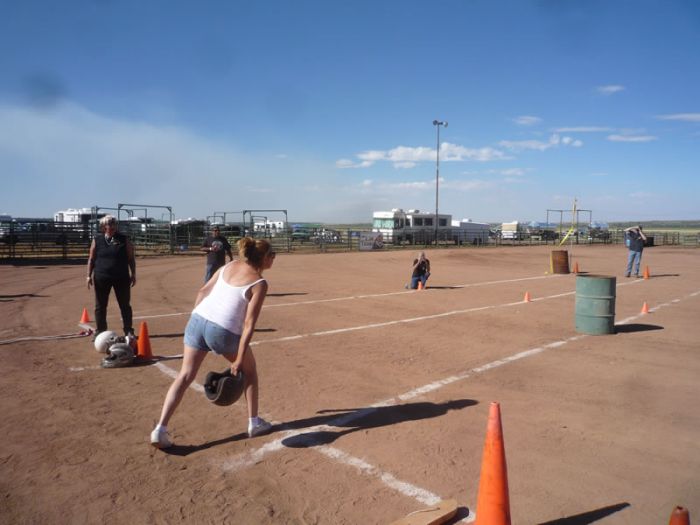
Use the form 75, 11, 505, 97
409, 251, 431, 289
624, 225, 647, 278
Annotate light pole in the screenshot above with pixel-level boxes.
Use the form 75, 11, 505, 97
433, 120, 447, 244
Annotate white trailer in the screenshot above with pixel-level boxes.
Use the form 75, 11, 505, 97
451, 218, 491, 244
500, 221, 526, 240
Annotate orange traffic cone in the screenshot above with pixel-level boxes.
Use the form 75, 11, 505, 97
475, 402, 511, 525
523, 291, 531, 303
668, 506, 689, 525
80, 307, 91, 324
643, 266, 650, 280
137, 321, 153, 359
641, 302, 650, 314
573, 261, 580, 274
417, 281, 424, 290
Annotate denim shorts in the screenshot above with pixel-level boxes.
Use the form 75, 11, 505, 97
184, 313, 241, 355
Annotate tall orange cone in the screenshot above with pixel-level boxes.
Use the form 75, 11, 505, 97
643, 265, 650, 279
475, 402, 511, 525
137, 321, 153, 359
523, 291, 531, 303
572, 261, 579, 274
80, 307, 91, 324
641, 302, 650, 314
668, 506, 689, 525
417, 281, 424, 290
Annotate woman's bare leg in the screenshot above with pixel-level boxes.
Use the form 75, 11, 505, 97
223, 346, 258, 418
157, 346, 207, 427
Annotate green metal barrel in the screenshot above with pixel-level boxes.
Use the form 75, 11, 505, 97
575, 275, 616, 335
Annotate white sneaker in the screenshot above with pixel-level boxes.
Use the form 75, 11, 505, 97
150, 427, 172, 449
248, 418, 272, 438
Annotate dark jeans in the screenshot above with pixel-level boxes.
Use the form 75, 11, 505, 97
204, 262, 223, 283
410, 273, 429, 289
94, 274, 133, 334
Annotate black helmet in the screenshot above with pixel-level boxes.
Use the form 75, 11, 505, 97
204, 369, 245, 406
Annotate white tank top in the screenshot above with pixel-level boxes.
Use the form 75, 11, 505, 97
192, 264, 266, 335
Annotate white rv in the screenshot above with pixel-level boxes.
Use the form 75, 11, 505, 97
372, 208, 489, 244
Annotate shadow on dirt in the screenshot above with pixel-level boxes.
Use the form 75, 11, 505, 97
161, 431, 250, 456
537, 502, 630, 524
267, 292, 308, 297
0, 293, 47, 302
281, 399, 478, 448
615, 324, 663, 333
149, 332, 184, 339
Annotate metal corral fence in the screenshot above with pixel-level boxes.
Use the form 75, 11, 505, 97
1, 220, 698, 262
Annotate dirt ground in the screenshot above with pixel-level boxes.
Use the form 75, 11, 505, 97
1, 244, 698, 524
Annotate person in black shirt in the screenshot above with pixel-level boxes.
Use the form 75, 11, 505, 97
201, 226, 233, 283
86, 215, 136, 336
409, 251, 431, 289
624, 225, 647, 278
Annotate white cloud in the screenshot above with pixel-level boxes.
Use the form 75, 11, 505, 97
596, 85, 625, 95
338, 142, 507, 169
499, 133, 581, 152
607, 134, 658, 142
500, 168, 527, 177
552, 126, 612, 133
629, 191, 652, 199
655, 113, 700, 122
513, 115, 542, 126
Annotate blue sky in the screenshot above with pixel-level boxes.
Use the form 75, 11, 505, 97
1, 0, 698, 223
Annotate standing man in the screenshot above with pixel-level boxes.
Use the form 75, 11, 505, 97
201, 226, 233, 282
624, 225, 647, 278
87, 215, 136, 337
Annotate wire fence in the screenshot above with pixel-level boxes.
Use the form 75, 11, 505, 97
1, 219, 698, 262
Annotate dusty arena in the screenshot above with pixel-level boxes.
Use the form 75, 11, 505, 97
1, 244, 698, 524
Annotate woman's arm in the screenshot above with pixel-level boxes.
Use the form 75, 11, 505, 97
231, 280, 269, 374
126, 239, 136, 286
86, 239, 96, 289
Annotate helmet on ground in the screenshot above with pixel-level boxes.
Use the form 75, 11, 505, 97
204, 369, 245, 406
101, 343, 135, 368
94, 331, 120, 353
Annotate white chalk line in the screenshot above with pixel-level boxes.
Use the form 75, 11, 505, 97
213, 287, 699, 519
131, 274, 562, 321
249, 279, 643, 347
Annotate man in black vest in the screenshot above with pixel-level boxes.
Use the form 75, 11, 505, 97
86, 215, 136, 336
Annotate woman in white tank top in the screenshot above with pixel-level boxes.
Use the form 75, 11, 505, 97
150, 237, 276, 448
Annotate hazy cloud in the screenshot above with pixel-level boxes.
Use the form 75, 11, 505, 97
607, 134, 657, 142
338, 142, 507, 169
596, 85, 625, 95
499, 133, 582, 152
552, 126, 612, 132
513, 115, 542, 126
655, 113, 700, 122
